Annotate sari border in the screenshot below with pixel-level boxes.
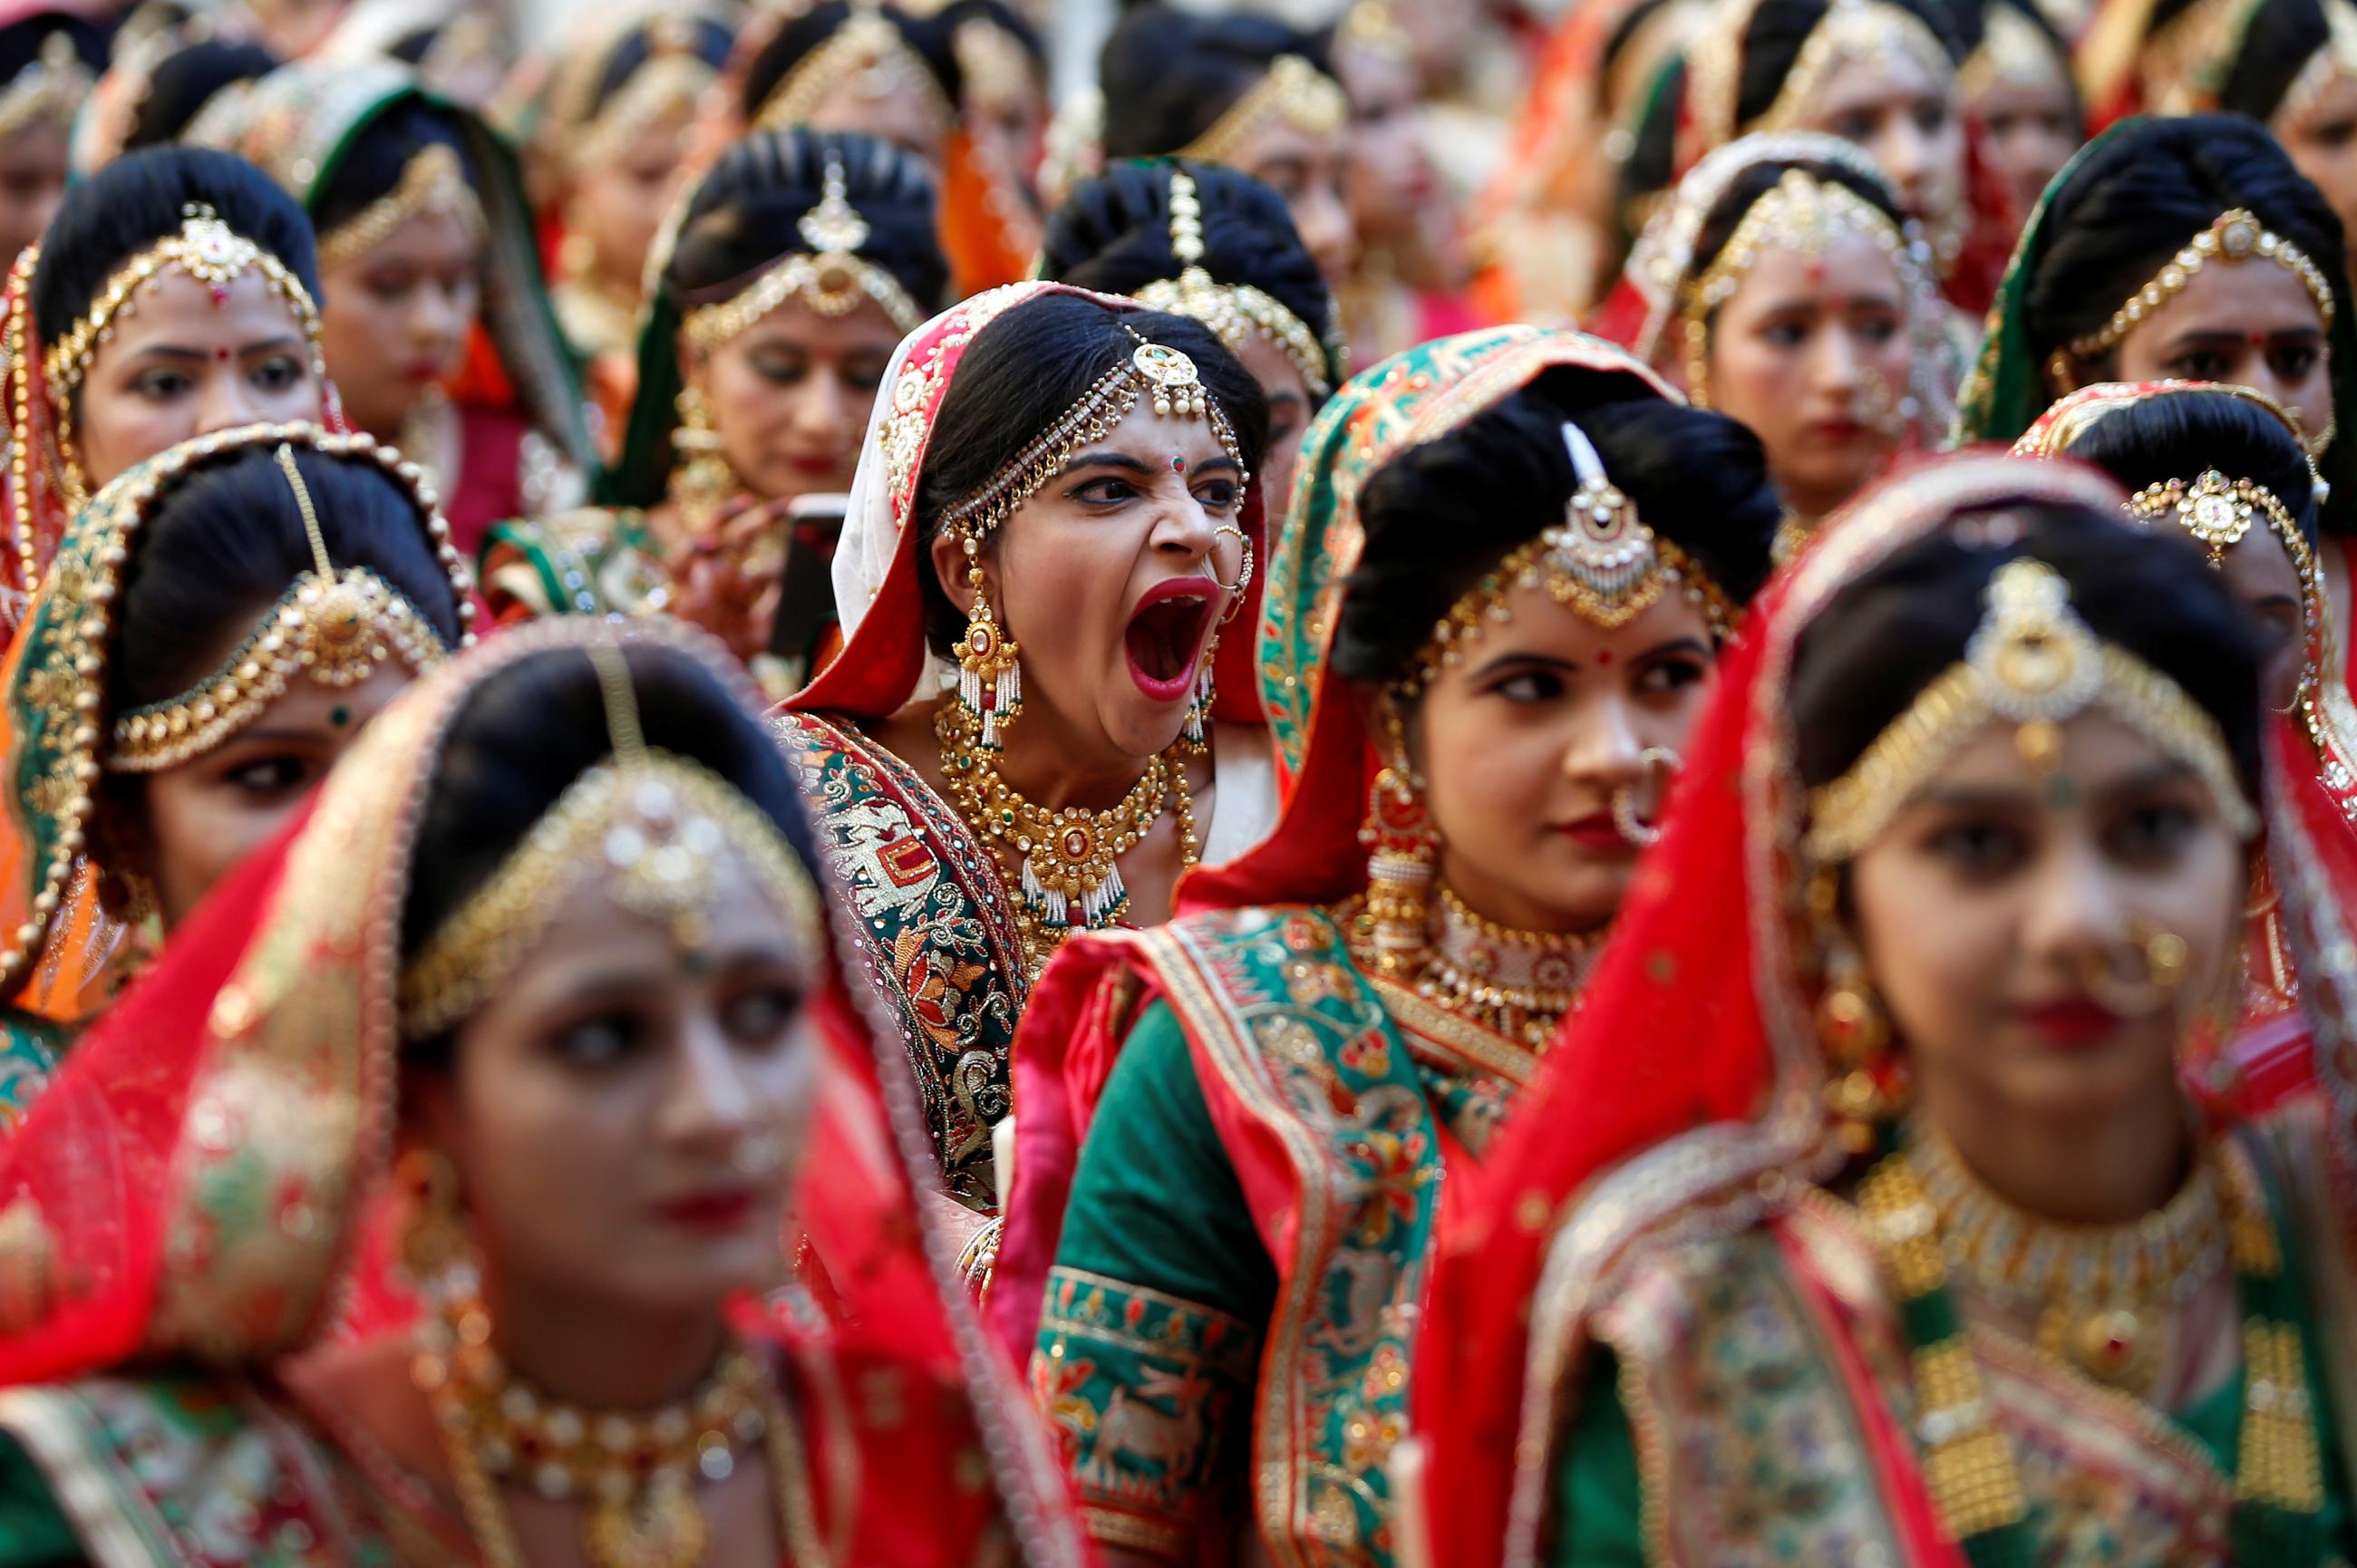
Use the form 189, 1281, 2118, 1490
1141, 917, 1340, 1568
0, 1384, 177, 1568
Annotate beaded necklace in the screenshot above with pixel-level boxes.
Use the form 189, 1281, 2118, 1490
1855, 1120, 2325, 1567
933, 701, 1200, 982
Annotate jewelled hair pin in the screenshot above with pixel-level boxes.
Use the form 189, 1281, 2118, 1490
1545, 421, 1661, 620
1806, 558, 2258, 861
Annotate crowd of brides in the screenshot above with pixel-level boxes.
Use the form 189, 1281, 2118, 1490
0, 0, 2353, 1563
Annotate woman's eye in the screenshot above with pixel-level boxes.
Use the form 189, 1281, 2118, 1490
222, 755, 311, 794
1927, 819, 2027, 878
2109, 801, 2197, 863
1634, 657, 1708, 694
1915, 102, 1949, 134
251, 355, 306, 392
362, 273, 411, 301
1193, 479, 1240, 512
1761, 318, 1810, 348
722, 983, 802, 1044
1856, 314, 1901, 345
551, 1010, 645, 1067
838, 362, 887, 394
131, 370, 193, 400
1493, 670, 1566, 703
1071, 477, 1137, 506
2168, 351, 2232, 381
1835, 113, 1877, 140
2270, 344, 2322, 381
750, 356, 807, 386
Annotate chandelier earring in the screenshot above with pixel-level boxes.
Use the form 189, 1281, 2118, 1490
955, 530, 1022, 750
668, 379, 736, 540
1362, 702, 1440, 975
394, 1146, 473, 1300
1809, 870, 1902, 1152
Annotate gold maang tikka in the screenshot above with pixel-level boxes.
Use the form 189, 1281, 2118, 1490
111, 445, 456, 770
1806, 557, 2260, 861
680, 152, 926, 344
398, 644, 827, 1039
1395, 421, 1737, 699
1131, 168, 1335, 401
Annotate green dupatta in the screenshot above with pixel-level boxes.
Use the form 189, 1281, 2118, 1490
199, 57, 597, 484
1953, 118, 2357, 528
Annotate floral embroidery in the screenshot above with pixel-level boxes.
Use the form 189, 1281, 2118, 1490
775, 711, 1024, 1209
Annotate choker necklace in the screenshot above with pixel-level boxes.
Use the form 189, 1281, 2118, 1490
934, 701, 1200, 980
413, 1296, 825, 1568
1405, 885, 1603, 1048
1903, 1117, 2230, 1394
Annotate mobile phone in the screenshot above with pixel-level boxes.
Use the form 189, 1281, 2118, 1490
767, 492, 850, 679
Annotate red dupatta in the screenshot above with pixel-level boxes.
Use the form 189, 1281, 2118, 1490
1411, 454, 2145, 1568
0, 615, 1090, 1567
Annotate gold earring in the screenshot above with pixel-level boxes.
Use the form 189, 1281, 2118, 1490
1809, 870, 1900, 1152
668, 382, 735, 540
955, 530, 1022, 750
1361, 702, 1439, 974
395, 1147, 470, 1294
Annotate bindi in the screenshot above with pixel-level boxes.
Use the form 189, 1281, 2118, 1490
1170, 455, 1187, 474
1594, 649, 1615, 666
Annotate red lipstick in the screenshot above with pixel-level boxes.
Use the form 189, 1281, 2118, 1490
651, 1184, 761, 1232
1555, 813, 1633, 852
2015, 995, 2128, 1050
1123, 576, 1219, 703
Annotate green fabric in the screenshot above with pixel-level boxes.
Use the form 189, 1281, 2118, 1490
1954, 116, 2357, 530
479, 508, 665, 620
1051, 1002, 1278, 1316
0, 1433, 75, 1566
0, 1011, 62, 1133
1546, 1354, 1645, 1568
600, 288, 685, 511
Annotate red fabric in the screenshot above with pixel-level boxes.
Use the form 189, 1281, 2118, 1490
0, 795, 315, 1384
447, 402, 529, 561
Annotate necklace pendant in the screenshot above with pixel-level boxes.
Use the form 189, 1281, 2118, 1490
2042, 1300, 2155, 1394
1019, 850, 1127, 930
586, 1473, 709, 1568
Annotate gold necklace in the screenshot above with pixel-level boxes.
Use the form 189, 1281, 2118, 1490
414, 1302, 827, 1568
1354, 884, 1603, 1048
933, 701, 1200, 978
1905, 1117, 2231, 1394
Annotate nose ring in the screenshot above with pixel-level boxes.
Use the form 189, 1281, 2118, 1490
1211, 524, 1254, 613
2076, 916, 2191, 1020
1610, 746, 1682, 848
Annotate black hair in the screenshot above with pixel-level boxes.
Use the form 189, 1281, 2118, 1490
1332, 378, 1782, 686
1688, 154, 1908, 299
113, 444, 465, 711
1734, 0, 1965, 124
399, 640, 828, 1061
741, 4, 961, 126
122, 40, 280, 151
33, 146, 323, 349
0, 11, 105, 85
2061, 391, 2320, 545
2026, 115, 2346, 372
664, 127, 949, 314
913, 292, 1270, 653
1038, 158, 1341, 393
1790, 499, 2266, 795
584, 14, 733, 116
308, 96, 482, 235
1099, 5, 1335, 159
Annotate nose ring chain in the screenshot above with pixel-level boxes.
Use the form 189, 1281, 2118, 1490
1611, 746, 1682, 848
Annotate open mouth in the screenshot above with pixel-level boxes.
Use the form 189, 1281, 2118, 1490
1124, 578, 1219, 702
